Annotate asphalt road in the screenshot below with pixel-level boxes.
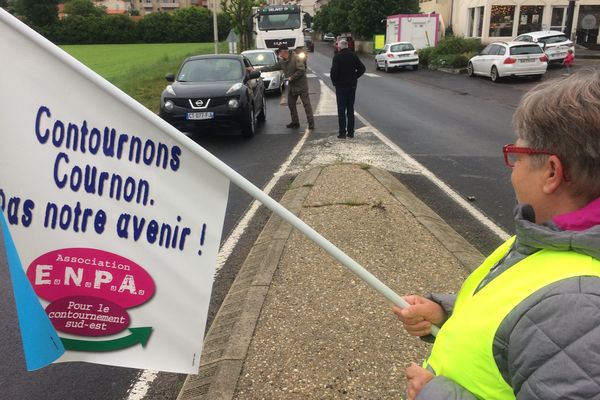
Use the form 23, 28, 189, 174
308, 41, 524, 233
0, 92, 308, 400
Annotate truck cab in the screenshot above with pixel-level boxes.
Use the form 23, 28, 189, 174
254, 5, 305, 50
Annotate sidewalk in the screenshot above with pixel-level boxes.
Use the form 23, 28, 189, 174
178, 164, 484, 400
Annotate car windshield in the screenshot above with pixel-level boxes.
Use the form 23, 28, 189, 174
244, 52, 276, 67
258, 12, 301, 30
510, 45, 544, 55
177, 58, 243, 82
390, 43, 414, 52
538, 34, 569, 44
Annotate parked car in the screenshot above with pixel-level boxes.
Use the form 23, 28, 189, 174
241, 49, 284, 94
334, 35, 355, 52
467, 42, 548, 82
160, 54, 266, 137
375, 42, 419, 72
513, 30, 574, 63
323, 32, 335, 42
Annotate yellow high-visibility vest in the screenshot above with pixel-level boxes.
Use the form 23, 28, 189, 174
425, 237, 600, 399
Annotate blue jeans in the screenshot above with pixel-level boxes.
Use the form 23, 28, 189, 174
336, 86, 356, 136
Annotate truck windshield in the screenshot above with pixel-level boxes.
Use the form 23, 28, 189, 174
258, 12, 301, 30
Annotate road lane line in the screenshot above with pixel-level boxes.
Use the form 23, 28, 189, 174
306, 73, 318, 78
126, 370, 158, 400
215, 126, 311, 273
364, 73, 380, 78
314, 80, 337, 116
353, 111, 510, 240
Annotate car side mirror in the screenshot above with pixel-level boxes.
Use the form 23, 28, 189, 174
246, 70, 261, 82
165, 72, 175, 82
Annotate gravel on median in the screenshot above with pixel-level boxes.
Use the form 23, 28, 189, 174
234, 164, 470, 399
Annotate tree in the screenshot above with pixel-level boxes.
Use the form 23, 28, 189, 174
171, 7, 212, 42
64, 0, 106, 17
17, 0, 59, 26
349, 0, 418, 39
220, 0, 255, 51
137, 11, 174, 43
312, 0, 349, 34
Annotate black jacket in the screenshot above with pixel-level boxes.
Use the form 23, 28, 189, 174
330, 48, 366, 87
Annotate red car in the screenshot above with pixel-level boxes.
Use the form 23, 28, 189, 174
334, 35, 355, 52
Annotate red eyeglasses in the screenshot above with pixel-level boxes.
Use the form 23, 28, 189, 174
502, 144, 570, 181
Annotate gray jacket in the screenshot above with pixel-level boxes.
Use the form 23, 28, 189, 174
419, 204, 600, 400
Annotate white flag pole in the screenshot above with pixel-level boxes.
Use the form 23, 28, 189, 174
0, 9, 440, 337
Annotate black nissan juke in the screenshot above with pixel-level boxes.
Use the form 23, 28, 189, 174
159, 54, 266, 137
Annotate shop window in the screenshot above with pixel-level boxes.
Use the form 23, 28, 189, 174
518, 6, 544, 34
489, 5, 516, 37
477, 7, 485, 37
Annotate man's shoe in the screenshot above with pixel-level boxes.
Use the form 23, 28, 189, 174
286, 122, 300, 128
347, 133, 354, 138
337, 134, 346, 139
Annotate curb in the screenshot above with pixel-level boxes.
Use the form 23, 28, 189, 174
177, 166, 324, 400
177, 165, 483, 400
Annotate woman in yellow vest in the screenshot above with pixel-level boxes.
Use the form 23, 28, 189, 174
394, 70, 600, 400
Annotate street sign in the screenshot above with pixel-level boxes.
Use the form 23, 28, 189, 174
226, 30, 238, 54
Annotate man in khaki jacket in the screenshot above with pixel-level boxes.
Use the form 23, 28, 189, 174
261, 44, 314, 129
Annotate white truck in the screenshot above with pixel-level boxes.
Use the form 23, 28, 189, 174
254, 4, 305, 50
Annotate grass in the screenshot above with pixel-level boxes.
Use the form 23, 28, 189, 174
61, 42, 229, 112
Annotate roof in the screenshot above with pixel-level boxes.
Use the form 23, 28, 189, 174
241, 49, 277, 54
186, 54, 244, 61
520, 30, 567, 38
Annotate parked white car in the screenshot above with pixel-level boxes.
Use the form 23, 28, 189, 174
514, 31, 574, 63
323, 32, 335, 42
375, 42, 419, 72
467, 42, 548, 82
241, 49, 284, 94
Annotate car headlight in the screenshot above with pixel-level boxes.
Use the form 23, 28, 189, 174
226, 83, 243, 94
165, 85, 176, 96
262, 71, 276, 79
228, 99, 240, 109
164, 100, 175, 112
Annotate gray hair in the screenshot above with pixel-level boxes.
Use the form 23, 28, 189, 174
339, 39, 348, 49
513, 69, 600, 200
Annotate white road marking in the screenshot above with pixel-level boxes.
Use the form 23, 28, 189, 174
324, 72, 331, 77
353, 112, 510, 240
306, 73, 318, 78
314, 79, 338, 116
364, 73, 380, 78
214, 127, 311, 273
126, 370, 158, 400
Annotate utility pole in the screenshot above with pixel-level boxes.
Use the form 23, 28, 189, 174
565, 0, 576, 40
213, 0, 219, 54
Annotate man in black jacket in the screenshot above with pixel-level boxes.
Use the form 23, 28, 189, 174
330, 39, 365, 139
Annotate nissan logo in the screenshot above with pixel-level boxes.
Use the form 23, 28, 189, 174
195, 99, 204, 106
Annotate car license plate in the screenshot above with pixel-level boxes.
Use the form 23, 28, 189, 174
186, 112, 214, 120
397, 54, 409, 57
520, 59, 535, 63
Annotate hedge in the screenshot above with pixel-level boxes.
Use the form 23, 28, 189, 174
419, 36, 484, 69
35, 9, 232, 45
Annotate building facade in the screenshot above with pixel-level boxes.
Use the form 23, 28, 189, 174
130, 0, 212, 15
424, 0, 600, 45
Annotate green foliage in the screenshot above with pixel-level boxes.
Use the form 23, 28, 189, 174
430, 53, 469, 69
64, 0, 106, 17
316, 0, 419, 39
435, 36, 483, 56
419, 36, 483, 69
220, 0, 255, 51
18, 0, 58, 26
137, 12, 174, 43
416, 46, 435, 67
61, 42, 228, 111
171, 7, 211, 43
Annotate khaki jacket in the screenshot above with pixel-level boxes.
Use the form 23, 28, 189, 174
262, 51, 308, 95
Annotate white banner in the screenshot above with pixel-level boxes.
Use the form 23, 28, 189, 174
0, 9, 229, 373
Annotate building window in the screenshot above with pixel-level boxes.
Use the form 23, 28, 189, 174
467, 7, 475, 37
477, 7, 484, 37
518, 6, 544, 35
550, 7, 567, 32
489, 5, 516, 37
467, 6, 485, 37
